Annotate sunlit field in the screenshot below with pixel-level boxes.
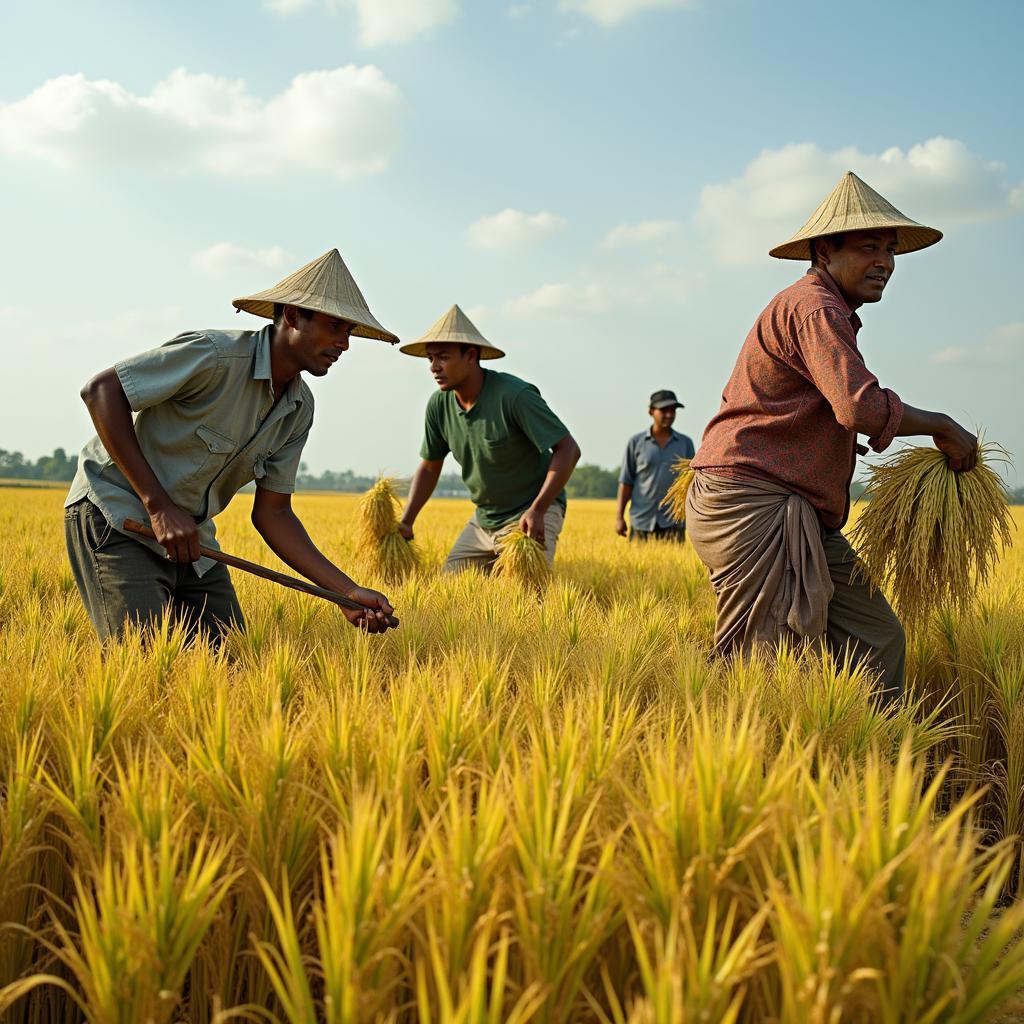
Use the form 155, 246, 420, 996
1, 486, 1023, 1022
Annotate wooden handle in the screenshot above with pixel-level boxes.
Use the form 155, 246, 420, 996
122, 519, 399, 629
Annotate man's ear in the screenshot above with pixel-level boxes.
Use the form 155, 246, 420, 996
815, 238, 836, 267
282, 304, 301, 329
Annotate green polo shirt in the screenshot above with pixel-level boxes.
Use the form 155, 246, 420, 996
420, 369, 569, 531
65, 325, 313, 576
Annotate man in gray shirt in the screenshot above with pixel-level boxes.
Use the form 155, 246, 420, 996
616, 390, 695, 542
64, 249, 399, 642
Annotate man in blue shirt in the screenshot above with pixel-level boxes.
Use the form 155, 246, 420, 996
616, 390, 695, 542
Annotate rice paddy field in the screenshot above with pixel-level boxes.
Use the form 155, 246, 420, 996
2, 485, 1024, 1023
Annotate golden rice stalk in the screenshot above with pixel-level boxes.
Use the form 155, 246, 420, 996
493, 528, 550, 591
357, 477, 402, 545
848, 442, 1013, 630
660, 458, 694, 524
356, 477, 418, 580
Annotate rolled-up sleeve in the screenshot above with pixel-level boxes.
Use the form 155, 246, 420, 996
794, 308, 902, 447
115, 332, 220, 411
866, 389, 903, 453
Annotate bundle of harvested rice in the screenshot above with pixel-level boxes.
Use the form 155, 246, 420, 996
661, 457, 694, 524
493, 527, 550, 591
356, 477, 418, 580
848, 442, 1013, 629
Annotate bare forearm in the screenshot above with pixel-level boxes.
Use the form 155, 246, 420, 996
531, 436, 581, 514
616, 483, 632, 518
400, 461, 442, 527
253, 504, 358, 596
894, 404, 953, 438
81, 371, 173, 514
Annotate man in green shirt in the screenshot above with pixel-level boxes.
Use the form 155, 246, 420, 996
397, 304, 581, 573
64, 249, 399, 641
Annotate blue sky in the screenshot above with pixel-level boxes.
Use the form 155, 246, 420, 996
2, 0, 1021, 482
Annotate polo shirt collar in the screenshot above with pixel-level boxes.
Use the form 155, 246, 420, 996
806, 267, 863, 332
252, 324, 304, 405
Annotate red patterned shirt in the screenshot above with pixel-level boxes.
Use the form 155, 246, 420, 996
691, 268, 903, 528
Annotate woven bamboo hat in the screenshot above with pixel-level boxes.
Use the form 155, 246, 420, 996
769, 171, 942, 260
399, 304, 505, 359
232, 249, 398, 344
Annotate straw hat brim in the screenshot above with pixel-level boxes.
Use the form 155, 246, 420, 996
399, 340, 505, 359
770, 221, 943, 260
232, 295, 398, 343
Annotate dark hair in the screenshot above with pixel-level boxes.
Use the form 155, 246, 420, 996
272, 303, 315, 327
809, 233, 845, 267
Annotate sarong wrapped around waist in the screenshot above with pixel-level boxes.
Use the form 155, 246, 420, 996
684, 470, 833, 656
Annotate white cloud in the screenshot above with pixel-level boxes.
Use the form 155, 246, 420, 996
697, 137, 1024, 265
467, 209, 567, 251
191, 244, 291, 276
264, 0, 457, 45
501, 261, 700, 318
0, 66, 404, 177
930, 323, 1024, 367
601, 219, 680, 249
503, 282, 609, 317
558, 0, 697, 26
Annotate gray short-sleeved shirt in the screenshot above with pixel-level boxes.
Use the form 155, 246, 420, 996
619, 428, 695, 531
65, 325, 313, 576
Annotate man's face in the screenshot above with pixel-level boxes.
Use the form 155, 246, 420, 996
426, 343, 476, 390
817, 228, 898, 307
290, 310, 355, 376
650, 405, 676, 430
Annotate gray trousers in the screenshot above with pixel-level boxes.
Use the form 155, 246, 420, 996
65, 499, 243, 643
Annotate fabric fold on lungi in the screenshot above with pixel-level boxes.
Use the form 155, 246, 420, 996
684, 470, 833, 656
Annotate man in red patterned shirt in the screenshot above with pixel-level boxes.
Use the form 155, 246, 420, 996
687, 172, 977, 700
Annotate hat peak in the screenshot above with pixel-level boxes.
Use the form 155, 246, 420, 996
768, 170, 942, 260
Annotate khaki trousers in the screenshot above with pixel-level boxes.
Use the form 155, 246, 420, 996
443, 506, 565, 575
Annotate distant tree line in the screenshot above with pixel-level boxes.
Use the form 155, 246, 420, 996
3, 448, 1024, 504
0, 448, 78, 481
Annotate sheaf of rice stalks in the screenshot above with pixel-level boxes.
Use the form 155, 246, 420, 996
357, 477, 418, 580
493, 527, 550, 591
660, 458, 694, 524
848, 441, 1013, 629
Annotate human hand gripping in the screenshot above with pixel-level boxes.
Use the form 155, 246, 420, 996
343, 586, 397, 634
934, 417, 978, 472
148, 502, 201, 563
519, 506, 546, 544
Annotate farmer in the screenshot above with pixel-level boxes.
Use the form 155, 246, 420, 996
64, 249, 399, 641
616, 389, 695, 542
397, 304, 581, 573
686, 172, 978, 701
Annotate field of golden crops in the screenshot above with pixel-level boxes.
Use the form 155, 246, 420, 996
1, 486, 1023, 1023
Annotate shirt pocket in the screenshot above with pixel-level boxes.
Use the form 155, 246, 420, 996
193, 424, 238, 479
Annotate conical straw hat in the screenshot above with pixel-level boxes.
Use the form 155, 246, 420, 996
232, 249, 398, 343
399, 304, 505, 359
769, 171, 942, 260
